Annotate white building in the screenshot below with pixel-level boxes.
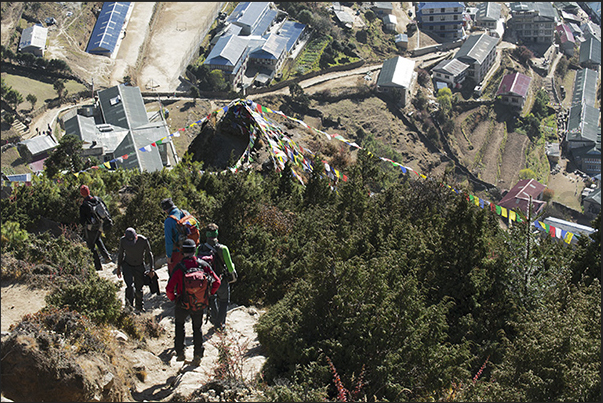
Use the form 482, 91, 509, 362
19, 24, 48, 56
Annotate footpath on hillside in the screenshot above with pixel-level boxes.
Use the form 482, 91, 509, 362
97, 260, 267, 401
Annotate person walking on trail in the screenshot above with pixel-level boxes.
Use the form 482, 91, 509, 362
197, 223, 237, 332
166, 239, 221, 365
79, 185, 112, 271
117, 227, 155, 313
161, 197, 190, 276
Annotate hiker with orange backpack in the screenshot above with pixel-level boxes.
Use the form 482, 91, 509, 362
166, 239, 220, 365
160, 197, 200, 277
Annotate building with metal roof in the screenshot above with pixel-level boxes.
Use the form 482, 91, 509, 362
277, 21, 306, 53
566, 103, 600, 149
376, 56, 416, 106
580, 21, 601, 42
227, 2, 274, 36
475, 2, 501, 25
571, 68, 598, 107
579, 36, 601, 69
583, 187, 601, 218
204, 35, 250, 86
508, 2, 558, 44
556, 24, 576, 56
571, 139, 601, 176
499, 178, 547, 216
417, 2, 466, 40
432, 58, 469, 88
86, 2, 130, 56
334, 8, 355, 27
543, 216, 596, 242
496, 72, 532, 109
373, 2, 394, 15
249, 33, 288, 74
18, 24, 48, 56
383, 14, 398, 32
454, 33, 498, 83
63, 85, 175, 173
17, 135, 58, 162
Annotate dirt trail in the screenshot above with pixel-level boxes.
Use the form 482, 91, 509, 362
1, 261, 266, 401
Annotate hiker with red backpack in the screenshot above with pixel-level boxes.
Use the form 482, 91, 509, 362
160, 197, 200, 276
79, 185, 113, 271
166, 239, 221, 365
197, 223, 237, 332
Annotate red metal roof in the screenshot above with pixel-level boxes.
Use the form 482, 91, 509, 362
496, 72, 532, 98
499, 179, 547, 215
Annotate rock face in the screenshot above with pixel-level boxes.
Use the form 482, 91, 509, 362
1, 331, 133, 402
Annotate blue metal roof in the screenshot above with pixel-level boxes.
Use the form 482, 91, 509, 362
205, 35, 249, 67
86, 2, 130, 55
278, 21, 306, 53
418, 2, 465, 11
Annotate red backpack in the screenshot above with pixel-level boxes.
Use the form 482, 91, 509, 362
177, 258, 212, 311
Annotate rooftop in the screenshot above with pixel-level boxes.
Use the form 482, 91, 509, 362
433, 58, 469, 76
496, 72, 532, 97
377, 56, 416, 89
454, 33, 498, 64
476, 2, 501, 21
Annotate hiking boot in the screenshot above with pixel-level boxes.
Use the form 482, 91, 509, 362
191, 356, 202, 366
176, 352, 185, 362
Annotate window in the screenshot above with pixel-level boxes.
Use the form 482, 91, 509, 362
441, 16, 445, 21
512, 97, 518, 103
454, 8, 458, 12
441, 8, 445, 13
441, 25, 445, 30
454, 15, 458, 20
429, 26, 434, 30
429, 16, 434, 21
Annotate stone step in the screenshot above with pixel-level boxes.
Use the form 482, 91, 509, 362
11, 120, 30, 136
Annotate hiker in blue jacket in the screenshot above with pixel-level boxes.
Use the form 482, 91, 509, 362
79, 185, 112, 271
161, 197, 190, 276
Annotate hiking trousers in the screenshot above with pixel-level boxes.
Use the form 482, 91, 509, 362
84, 227, 110, 271
209, 279, 230, 329
122, 261, 145, 310
174, 304, 204, 358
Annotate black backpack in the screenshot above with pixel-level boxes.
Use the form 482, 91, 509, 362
86, 197, 112, 229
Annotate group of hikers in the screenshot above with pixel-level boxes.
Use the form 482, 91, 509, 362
79, 185, 237, 366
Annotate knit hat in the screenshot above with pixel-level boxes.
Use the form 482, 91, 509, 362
160, 198, 175, 211
182, 239, 197, 253
80, 185, 90, 197
124, 227, 137, 245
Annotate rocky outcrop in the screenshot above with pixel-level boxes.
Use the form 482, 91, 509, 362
1, 329, 133, 402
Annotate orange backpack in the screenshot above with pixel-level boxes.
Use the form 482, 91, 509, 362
170, 214, 201, 249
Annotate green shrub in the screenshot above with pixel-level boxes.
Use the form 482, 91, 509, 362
46, 274, 122, 325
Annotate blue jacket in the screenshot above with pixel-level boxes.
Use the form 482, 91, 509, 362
163, 207, 188, 258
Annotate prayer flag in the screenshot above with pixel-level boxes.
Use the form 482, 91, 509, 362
509, 210, 516, 221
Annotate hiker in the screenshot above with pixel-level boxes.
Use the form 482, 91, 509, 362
166, 239, 220, 365
79, 185, 112, 271
197, 223, 237, 331
117, 227, 155, 313
161, 197, 192, 276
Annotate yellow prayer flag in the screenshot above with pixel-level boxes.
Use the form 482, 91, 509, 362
104, 162, 111, 169
501, 207, 507, 218
509, 210, 516, 221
